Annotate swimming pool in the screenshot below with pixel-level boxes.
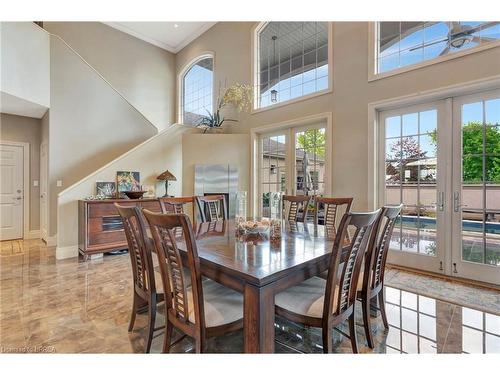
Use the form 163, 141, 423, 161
399, 215, 500, 235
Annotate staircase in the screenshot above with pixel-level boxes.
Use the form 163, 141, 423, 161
2, 22, 189, 257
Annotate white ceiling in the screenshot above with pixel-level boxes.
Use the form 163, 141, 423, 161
103, 22, 216, 53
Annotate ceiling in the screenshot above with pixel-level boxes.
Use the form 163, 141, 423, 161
259, 22, 328, 69
103, 22, 216, 53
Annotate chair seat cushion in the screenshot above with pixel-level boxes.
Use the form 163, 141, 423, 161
275, 277, 338, 319
187, 279, 243, 327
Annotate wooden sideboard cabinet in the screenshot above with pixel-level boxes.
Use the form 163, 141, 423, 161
78, 198, 161, 260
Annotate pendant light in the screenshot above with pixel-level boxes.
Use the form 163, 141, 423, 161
271, 35, 278, 103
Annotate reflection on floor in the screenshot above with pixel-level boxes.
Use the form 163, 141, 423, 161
1, 239, 499, 353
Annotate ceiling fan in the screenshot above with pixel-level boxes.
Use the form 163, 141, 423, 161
408, 21, 499, 56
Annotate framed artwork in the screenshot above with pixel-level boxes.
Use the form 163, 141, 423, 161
116, 171, 140, 197
95, 181, 116, 198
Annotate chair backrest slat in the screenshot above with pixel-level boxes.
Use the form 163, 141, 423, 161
283, 195, 311, 222
115, 204, 157, 295
323, 209, 381, 318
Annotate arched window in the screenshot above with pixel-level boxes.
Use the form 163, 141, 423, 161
180, 55, 214, 125
255, 22, 330, 109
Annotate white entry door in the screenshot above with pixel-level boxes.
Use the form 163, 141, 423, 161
0, 144, 24, 240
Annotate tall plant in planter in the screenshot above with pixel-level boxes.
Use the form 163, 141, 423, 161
197, 82, 252, 133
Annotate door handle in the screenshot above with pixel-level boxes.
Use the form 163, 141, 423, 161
453, 192, 467, 212
13, 197, 22, 201
433, 191, 445, 211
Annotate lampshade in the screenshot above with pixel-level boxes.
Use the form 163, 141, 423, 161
157, 170, 177, 181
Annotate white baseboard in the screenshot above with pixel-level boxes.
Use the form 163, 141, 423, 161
56, 245, 78, 259
44, 235, 57, 247
24, 230, 40, 239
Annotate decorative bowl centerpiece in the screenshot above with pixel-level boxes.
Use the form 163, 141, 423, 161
237, 218, 270, 236
123, 190, 146, 199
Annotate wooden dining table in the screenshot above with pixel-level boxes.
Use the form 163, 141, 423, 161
175, 219, 349, 354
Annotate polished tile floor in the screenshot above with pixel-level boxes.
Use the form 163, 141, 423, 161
1, 239, 499, 354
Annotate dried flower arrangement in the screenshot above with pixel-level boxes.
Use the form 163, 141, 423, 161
197, 82, 253, 133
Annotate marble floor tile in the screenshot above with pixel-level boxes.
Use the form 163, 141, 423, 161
0, 239, 498, 354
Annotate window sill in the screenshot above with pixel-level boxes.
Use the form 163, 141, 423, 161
368, 40, 500, 82
251, 87, 333, 115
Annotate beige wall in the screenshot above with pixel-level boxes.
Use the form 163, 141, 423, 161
48, 35, 158, 237
176, 22, 500, 211
0, 113, 41, 231
44, 22, 176, 131
56, 125, 192, 258
182, 133, 250, 197
0, 22, 50, 109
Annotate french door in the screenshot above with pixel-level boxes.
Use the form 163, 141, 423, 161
379, 101, 448, 274
259, 131, 288, 217
379, 89, 500, 285
257, 124, 329, 217
451, 90, 500, 284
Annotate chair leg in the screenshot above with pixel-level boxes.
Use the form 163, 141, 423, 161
348, 314, 359, 354
194, 339, 203, 353
162, 323, 173, 353
145, 296, 157, 353
128, 293, 138, 332
378, 290, 389, 329
361, 296, 374, 349
322, 325, 332, 354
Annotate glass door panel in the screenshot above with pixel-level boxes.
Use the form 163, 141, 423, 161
294, 127, 326, 196
294, 126, 326, 223
260, 133, 287, 217
452, 90, 500, 284
380, 102, 445, 273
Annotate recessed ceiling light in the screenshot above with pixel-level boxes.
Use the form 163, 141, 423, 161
174, 24, 179, 28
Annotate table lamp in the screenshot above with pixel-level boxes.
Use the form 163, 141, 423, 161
157, 170, 177, 197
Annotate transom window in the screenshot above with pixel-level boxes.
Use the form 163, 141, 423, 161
255, 22, 329, 109
376, 22, 500, 74
181, 55, 214, 125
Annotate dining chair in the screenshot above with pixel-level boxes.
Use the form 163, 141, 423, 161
283, 195, 311, 222
274, 209, 382, 353
195, 195, 227, 222
143, 210, 243, 353
314, 197, 354, 280
357, 204, 403, 348
159, 196, 196, 223
314, 197, 353, 229
115, 203, 164, 353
